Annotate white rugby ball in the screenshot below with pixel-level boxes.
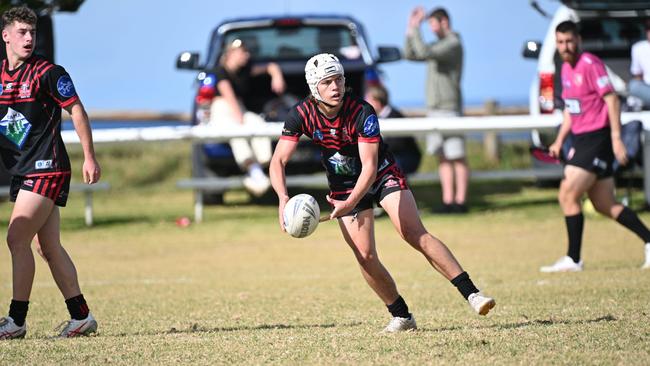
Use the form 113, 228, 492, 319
283, 194, 320, 238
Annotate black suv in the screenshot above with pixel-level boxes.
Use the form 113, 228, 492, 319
176, 15, 401, 188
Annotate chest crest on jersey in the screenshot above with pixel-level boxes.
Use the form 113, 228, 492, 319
18, 82, 31, 99
0, 107, 32, 148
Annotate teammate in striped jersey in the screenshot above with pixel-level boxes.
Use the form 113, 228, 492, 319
269, 53, 495, 332
0, 6, 99, 339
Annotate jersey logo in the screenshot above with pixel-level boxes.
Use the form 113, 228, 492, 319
327, 152, 356, 176
56, 75, 76, 98
0, 107, 32, 148
314, 129, 323, 140
363, 114, 379, 137
573, 73, 583, 86
35, 160, 53, 169
19, 82, 31, 99
596, 75, 610, 89
564, 99, 581, 114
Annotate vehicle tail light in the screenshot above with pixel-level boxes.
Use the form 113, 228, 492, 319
195, 85, 215, 105
538, 72, 554, 114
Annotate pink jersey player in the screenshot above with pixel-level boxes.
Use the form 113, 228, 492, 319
561, 52, 615, 135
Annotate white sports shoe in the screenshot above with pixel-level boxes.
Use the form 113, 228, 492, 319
382, 315, 417, 333
642, 243, 650, 269
540, 256, 583, 273
0, 316, 26, 340
243, 175, 270, 197
468, 292, 496, 316
56, 313, 97, 338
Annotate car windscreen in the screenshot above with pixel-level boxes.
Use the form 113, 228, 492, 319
220, 25, 362, 62
580, 17, 649, 58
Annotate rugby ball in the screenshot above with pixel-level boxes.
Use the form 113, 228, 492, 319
283, 194, 320, 238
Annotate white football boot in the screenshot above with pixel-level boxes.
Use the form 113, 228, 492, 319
56, 313, 97, 338
540, 256, 583, 273
0, 316, 26, 340
468, 292, 496, 316
382, 315, 417, 333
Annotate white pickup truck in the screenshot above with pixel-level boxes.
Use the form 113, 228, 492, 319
522, 1, 650, 203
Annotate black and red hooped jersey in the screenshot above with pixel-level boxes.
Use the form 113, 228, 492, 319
281, 94, 397, 192
0, 55, 78, 176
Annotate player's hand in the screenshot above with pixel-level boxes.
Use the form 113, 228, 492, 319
612, 138, 628, 166
548, 140, 563, 159
83, 158, 101, 184
278, 195, 290, 232
326, 194, 354, 220
408, 7, 426, 28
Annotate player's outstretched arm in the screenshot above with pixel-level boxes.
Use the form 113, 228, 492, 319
270, 138, 299, 231
66, 101, 101, 184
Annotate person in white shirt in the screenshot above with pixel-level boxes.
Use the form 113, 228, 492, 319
629, 20, 650, 109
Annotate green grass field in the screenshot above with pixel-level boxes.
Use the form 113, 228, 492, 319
0, 141, 649, 364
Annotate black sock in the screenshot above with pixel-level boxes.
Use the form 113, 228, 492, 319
616, 206, 650, 243
566, 213, 584, 263
8, 300, 29, 327
65, 294, 90, 320
386, 295, 411, 319
450, 272, 479, 300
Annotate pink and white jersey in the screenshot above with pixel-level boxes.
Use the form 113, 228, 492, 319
561, 52, 614, 135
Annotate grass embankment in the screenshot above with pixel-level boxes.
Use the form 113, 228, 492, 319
0, 141, 647, 364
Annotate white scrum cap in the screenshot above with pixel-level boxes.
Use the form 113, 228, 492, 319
304, 53, 344, 102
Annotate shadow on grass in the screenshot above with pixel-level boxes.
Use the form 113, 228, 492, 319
101, 321, 364, 338
417, 314, 617, 333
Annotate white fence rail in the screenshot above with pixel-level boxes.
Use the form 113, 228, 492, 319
62, 112, 650, 205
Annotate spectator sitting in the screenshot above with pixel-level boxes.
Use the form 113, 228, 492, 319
364, 84, 421, 175
203, 38, 286, 196
629, 20, 650, 110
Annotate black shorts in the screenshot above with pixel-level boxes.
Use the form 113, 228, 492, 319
329, 164, 409, 217
565, 128, 614, 179
10, 171, 71, 207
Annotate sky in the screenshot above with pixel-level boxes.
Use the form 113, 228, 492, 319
51, 0, 561, 115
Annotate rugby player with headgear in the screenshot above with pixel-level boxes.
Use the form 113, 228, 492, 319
0, 6, 100, 339
269, 53, 495, 332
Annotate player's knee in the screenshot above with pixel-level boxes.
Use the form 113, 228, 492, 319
355, 251, 378, 267
6, 231, 28, 253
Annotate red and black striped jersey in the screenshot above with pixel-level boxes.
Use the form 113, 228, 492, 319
281, 94, 397, 192
0, 55, 78, 176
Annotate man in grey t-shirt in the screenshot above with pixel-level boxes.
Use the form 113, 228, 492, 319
405, 6, 468, 213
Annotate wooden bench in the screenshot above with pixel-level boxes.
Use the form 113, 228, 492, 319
177, 168, 565, 223
0, 182, 110, 227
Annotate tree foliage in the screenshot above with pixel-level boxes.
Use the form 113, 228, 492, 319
0, 0, 84, 15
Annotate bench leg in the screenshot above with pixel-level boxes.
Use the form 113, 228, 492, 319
85, 191, 93, 227
195, 190, 204, 223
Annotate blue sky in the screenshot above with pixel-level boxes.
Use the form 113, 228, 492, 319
52, 0, 560, 114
